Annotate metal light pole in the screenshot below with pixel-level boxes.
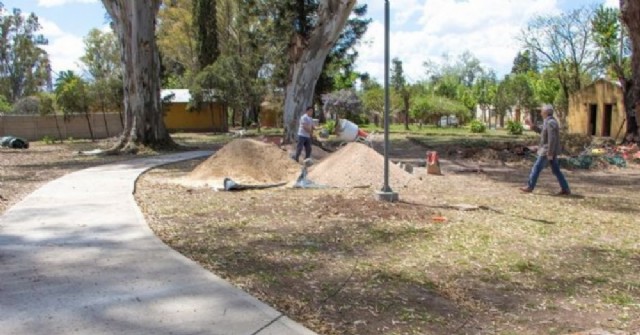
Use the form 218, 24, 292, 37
376, 0, 399, 202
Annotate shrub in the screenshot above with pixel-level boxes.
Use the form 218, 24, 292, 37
42, 135, 56, 144
506, 120, 524, 135
469, 120, 486, 133
324, 119, 336, 134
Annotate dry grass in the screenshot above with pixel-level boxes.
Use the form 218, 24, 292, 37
135, 137, 640, 335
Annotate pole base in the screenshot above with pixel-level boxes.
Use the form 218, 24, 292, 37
375, 190, 399, 202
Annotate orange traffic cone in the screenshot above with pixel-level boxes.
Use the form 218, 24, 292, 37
426, 151, 442, 175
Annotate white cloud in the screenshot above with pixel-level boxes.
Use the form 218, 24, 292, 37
355, 0, 563, 83
38, 0, 97, 8
604, 0, 619, 8
39, 18, 86, 76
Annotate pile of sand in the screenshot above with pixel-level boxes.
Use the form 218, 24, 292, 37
187, 139, 300, 184
307, 142, 414, 188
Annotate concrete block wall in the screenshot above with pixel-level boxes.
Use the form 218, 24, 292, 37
0, 113, 124, 141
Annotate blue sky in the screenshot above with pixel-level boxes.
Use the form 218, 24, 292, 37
4, 0, 619, 83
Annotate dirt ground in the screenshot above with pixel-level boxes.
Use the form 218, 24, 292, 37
2, 134, 639, 335
134, 136, 640, 335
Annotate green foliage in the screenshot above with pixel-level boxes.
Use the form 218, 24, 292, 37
506, 120, 524, 135
592, 5, 631, 80
54, 71, 90, 120
324, 119, 336, 134
533, 69, 562, 104
0, 94, 11, 113
81, 29, 121, 81
41, 135, 55, 144
0, 3, 51, 102
469, 120, 486, 133
36, 92, 55, 116
521, 7, 598, 106
157, 0, 198, 88
391, 57, 412, 129
494, 73, 537, 119
316, 4, 371, 96
361, 84, 384, 117
193, 0, 219, 68
410, 93, 470, 125
511, 49, 538, 74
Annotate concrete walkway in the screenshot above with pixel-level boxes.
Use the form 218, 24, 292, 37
0, 151, 316, 335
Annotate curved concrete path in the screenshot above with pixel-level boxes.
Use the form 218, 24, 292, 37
0, 151, 316, 335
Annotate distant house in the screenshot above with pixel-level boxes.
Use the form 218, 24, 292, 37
161, 89, 227, 132
567, 79, 626, 142
260, 100, 282, 128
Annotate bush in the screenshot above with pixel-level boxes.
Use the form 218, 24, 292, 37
0, 95, 11, 114
42, 135, 56, 144
469, 120, 486, 133
324, 119, 336, 134
506, 120, 524, 135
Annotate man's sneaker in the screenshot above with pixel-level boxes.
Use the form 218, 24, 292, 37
557, 189, 571, 196
519, 186, 533, 193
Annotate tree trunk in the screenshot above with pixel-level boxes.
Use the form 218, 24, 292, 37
403, 95, 410, 130
101, 94, 110, 137
282, 0, 357, 143
84, 112, 95, 141
102, 0, 175, 153
53, 113, 63, 143
620, 0, 640, 137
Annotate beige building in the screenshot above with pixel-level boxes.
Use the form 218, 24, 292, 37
567, 79, 626, 142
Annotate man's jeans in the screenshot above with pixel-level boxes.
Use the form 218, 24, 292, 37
527, 155, 570, 191
295, 136, 312, 162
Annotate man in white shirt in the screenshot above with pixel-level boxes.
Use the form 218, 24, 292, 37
294, 106, 315, 162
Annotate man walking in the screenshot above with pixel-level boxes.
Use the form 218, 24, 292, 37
294, 106, 315, 162
520, 104, 571, 195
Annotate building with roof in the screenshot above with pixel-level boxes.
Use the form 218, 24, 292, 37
161, 89, 227, 132
567, 79, 626, 142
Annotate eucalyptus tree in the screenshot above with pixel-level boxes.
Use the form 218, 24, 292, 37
617, 1, 640, 136
314, 4, 370, 108
80, 28, 122, 137
262, 0, 358, 141
157, 0, 198, 88
102, 0, 174, 152
0, 2, 51, 102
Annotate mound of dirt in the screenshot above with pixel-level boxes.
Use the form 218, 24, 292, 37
307, 142, 414, 188
187, 139, 300, 184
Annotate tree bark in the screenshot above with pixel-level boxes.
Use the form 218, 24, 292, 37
282, 0, 357, 142
84, 112, 95, 141
403, 95, 410, 130
620, 0, 640, 137
102, 0, 175, 153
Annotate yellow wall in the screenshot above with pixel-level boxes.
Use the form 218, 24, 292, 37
260, 105, 280, 128
164, 102, 227, 132
567, 80, 626, 142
